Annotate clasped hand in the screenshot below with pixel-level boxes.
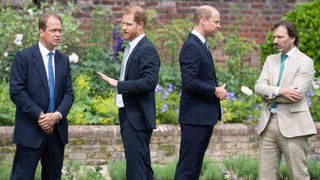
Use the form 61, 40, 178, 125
38, 112, 60, 134
279, 86, 302, 102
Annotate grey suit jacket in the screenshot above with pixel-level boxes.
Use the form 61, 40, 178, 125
255, 48, 316, 138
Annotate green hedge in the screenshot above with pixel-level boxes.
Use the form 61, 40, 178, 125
260, 0, 320, 75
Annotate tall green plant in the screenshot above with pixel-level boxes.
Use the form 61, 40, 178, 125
87, 5, 113, 49
218, 3, 258, 95
145, 12, 192, 64
260, 0, 320, 75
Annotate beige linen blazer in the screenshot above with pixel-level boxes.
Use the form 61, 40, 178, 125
255, 48, 316, 138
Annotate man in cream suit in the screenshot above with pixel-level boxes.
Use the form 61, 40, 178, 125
255, 20, 316, 180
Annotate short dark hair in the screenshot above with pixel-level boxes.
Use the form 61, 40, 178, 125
123, 5, 147, 27
38, 13, 62, 31
272, 20, 299, 46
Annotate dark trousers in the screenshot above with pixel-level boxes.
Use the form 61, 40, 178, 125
175, 124, 213, 180
10, 127, 65, 180
119, 108, 154, 180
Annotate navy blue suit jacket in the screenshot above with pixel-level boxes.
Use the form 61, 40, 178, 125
179, 34, 221, 125
117, 37, 160, 131
10, 44, 74, 148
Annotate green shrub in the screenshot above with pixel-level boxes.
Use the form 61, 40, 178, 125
308, 157, 320, 180
67, 74, 118, 125
200, 159, 225, 180
108, 159, 126, 180
223, 156, 259, 180
260, 0, 320, 76
158, 64, 181, 90
309, 82, 320, 122
74, 46, 120, 96
221, 92, 261, 125
155, 84, 180, 125
153, 160, 177, 180
0, 161, 41, 179
0, 2, 83, 82
0, 82, 15, 125
279, 160, 289, 180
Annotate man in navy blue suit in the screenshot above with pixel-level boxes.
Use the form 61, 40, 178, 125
10, 13, 74, 179
97, 5, 160, 180
175, 5, 227, 180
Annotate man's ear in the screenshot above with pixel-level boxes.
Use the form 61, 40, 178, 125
39, 29, 44, 37
138, 21, 144, 30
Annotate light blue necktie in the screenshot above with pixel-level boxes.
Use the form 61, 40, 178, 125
271, 53, 288, 110
204, 41, 209, 50
119, 44, 131, 80
48, 52, 55, 112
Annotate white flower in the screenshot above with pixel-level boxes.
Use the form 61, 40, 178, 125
313, 78, 320, 89
13, 34, 23, 45
27, 8, 33, 16
241, 86, 253, 96
4, 51, 8, 57
5, 67, 10, 72
69, 53, 79, 64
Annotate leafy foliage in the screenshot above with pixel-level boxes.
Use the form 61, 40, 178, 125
73, 45, 121, 96
225, 156, 259, 180
67, 75, 118, 125
0, 82, 15, 125
0, 2, 83, 82
260, 0, 320, 75
221, 93, 261, 125
155, 84, 180, 125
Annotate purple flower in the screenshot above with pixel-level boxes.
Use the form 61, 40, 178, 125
162, 90, 169, 99
307, 98, 312, 107
255, 104, 260, 109
112, 26, 123, 60
226, 92, 236, 101
309, 90, 314, 97
168, 83, 173, 92
221, 108, 224, 115
161, 104, 168, 112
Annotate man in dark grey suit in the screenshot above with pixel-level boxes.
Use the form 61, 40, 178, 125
175, 5, 227, 180
97, 5, 160, 180
10, 13, 74, 179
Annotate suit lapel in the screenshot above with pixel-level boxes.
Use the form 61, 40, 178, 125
280, 50, 300, 85
190, 34, 217, 81
272, 54, 281, 85
124, 37, 146, 79
54, 51, 62, 99
32, 45, 50, 97
190, 34, 213, 64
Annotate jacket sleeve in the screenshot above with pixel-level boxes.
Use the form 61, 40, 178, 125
118, 45, 160, 94
56, 58, 74, 118
180, 43, 216, 99
10, 52, 43, 120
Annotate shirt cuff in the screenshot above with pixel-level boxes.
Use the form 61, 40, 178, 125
273, 87, 280, 97
55, 111, 63, 123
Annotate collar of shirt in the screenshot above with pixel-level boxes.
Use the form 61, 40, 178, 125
128, 33, 145, 52
283, 46, 297, 59
38, 41, 56, 57
38, 41, 56, 78
191, 29, 206, 44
